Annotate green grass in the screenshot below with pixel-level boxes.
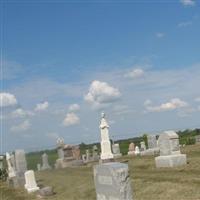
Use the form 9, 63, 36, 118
1, 144, 200, 200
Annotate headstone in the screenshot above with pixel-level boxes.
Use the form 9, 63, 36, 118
135, 146, 140, 155
128, 143, 135, 155
56, 138, 65, 159
195, 135, 200, 144
140, 141, 146, 151
86, 149, 90, 162
93, 162, 133, 200
41, 153, 51, 170
147, 135, 157, 149
99, 113, 114, 162
37, 163, 41, 171
112, 143, 122, 158
82, 154, 87, 162
72, 145, 81, 160
24, 170, 39, 193
0, 155, 4, 170
15, 149, 27, 177
155, 130, 187, 168
92, 145, 99, 161
10, 154, 16, 172
6, 153, 16, 178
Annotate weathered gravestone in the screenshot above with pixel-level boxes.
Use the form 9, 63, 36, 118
128, 143, 135, 155
41, 153, 51, 170
92, 145, 99, 161
141, 135, 159, 156
155, 130, 187, 168
99, 113, 114, 162
195, 135, 200, 144
15, 149, 27, 177
112, 143, 122, 158
37, 163, 41, 171
140, 141, 146, 151
147, 135, 157, 149
0, 155, 4, 170
24, 170, 39, 193
86, 149, 91, 162
93, 162, 133, 200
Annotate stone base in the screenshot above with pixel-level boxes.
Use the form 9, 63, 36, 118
99, 158, 115, 164
55, 159, 84, 169
128, 151, 135, 156
113, 153, 122, 158
155, 154, 187, 168
140, 148, 159, 156
25, 186, 39, 193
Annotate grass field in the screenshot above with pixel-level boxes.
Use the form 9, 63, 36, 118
1, 144, 200, 200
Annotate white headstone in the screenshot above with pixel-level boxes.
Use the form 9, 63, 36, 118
6, 153, 16, 178
94, 162, 133, 200
99, 113, 114, 161
135, 146, 140, 155
24, 170, 39, 193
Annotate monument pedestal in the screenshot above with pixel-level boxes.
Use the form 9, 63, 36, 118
155, 154, 187, 168
128, 151, 135, 156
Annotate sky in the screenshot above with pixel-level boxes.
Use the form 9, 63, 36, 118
1, 0, 200, 152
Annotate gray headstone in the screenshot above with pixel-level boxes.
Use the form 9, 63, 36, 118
15, 149, 27, 177
158, 131, 180, 156
41, 153, 51, 170
147, 135, 157, 149
140, 141, 146, 151
195, 135, 200, 144
93, 162, 134, 200
0, 155, 4, 170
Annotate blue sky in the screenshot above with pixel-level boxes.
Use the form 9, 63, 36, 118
1, 0, 200, 152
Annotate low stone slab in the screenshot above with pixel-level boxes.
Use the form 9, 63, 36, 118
155, 154, 187, 168
93, 162, 133, 200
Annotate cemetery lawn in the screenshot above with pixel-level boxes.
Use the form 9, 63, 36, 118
1, 144, 200, 200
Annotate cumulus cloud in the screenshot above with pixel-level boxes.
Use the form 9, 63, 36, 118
124, 68, 144, 79
34, 101, 49, 111
144, 98, 188, 112
155, 32, 165, 38
10, 120, 31, 132
63, 112, 80, 127
84, 80, 121, 109
68, 104, 80, 112
11, 108, 34, 118
0, 92, 17, 107
180, 0, 195, 6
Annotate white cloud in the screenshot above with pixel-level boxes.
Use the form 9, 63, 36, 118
124, 68, 144, 79
63, 112, 80, 127
84, 80, 121, 109
0, 92, 17, 107
68, 104, 80, 112
155, 32, 165, 38
34, 101, 49, 111
178, 21, 192, 28
145, 98, 188, 112
180, 0, 195, 6
11, 108, 34, 118
10, 120, 31, 132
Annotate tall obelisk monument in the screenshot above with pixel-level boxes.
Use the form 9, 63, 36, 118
99, 112, 114, 161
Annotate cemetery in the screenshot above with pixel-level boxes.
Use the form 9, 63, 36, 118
0, 113, 200, 200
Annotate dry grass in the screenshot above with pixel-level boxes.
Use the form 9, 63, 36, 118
1, 144, 200, 200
